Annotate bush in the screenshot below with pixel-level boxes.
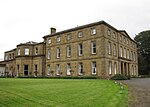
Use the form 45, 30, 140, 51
110, 74, 128, 80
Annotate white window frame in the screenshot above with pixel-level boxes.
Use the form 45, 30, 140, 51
109, 61, 112, 75
57, 36, 61, 42
48, 49, 50, 59
67, 45, 71, 57
91, 42, 96, 54
78, 43, 83, 56
78, 31, 82, 38
57, 47, 60, 58
91, 28, 96, 35
92, 62, 96, 75
24, 48, 29, 55
78, 62, 83, 75
56, 64, 60, 75
66, 63, 71, 75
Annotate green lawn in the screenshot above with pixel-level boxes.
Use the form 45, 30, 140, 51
0, 78, 128, 107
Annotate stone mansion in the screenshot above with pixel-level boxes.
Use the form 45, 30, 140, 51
0, 21, 138, 78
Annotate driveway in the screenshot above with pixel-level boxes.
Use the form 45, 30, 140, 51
122, 78, 150, 107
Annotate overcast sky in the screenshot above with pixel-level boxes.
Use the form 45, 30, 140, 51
0, 0, 150, 60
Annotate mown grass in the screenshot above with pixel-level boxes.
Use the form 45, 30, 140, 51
0, 78, 128, 107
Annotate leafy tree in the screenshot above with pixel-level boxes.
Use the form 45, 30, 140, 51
134, 30, 150, 75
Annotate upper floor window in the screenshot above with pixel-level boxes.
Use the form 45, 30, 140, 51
124, 37, 126, 43
57, 36, 61, 42
9, 54, 11, 59
108, 42, 111, 55
12, 53, 14, 59
35, 47, 38, 55
5, 55, 8, 60
57, 47, 60, 58
92, 61, 96, 75
78, 31, 82, 38
67, 34, 71, 40
113, 32, 116, 38
25, 48, 29, 55
18, 48, 20, 55
91, 28, 96, 35
127, 39, 129, 45
127, 49, 130, 59
120, 35, 122, 41
67, 45, 71, 57
78, 43, 83, 56
113, 44, 116, 56
120, 46, 123, 57
124, 48, 126, 58
91, 42, 96, 54
48, 38, 51, 44
48, 49, 50, 59
108, 29, 111, 36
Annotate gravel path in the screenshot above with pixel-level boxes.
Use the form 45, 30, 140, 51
122, 78, 150, 107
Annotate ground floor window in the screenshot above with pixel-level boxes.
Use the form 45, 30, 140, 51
66, 63, 71, 75
56, 64, 60, 75
78, 62, 83, 75
24, 65, 28, 76
114, 62, 117, 75
47, 65, 50, 75
92, 61, 96, 75
34, 64, 38, 77
109, 61, 112, 75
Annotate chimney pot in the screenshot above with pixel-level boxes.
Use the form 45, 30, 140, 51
50, 28, 56, 34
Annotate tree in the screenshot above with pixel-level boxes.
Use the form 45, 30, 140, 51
134, 30, 150, 75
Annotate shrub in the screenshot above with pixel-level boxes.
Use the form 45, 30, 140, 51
110, 74, 128, 80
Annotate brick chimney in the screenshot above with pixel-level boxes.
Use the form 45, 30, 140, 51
50, 27, 56, 34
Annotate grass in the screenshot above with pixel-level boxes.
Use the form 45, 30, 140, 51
0, 78, 128, 107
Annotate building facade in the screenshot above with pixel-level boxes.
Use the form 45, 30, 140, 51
0, 21, 138, 78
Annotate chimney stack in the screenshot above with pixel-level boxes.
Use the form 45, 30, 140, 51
50, 27, 56, 34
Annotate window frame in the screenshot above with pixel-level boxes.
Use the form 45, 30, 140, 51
91, 28, 96, 35
78, 43, 83, 56
67, 45, 71, 57
57, 47, 60, 58
92, 61, 96, 75
78, 62, 83, 75
24, 48, 29, 55
91, 41, 96, 54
